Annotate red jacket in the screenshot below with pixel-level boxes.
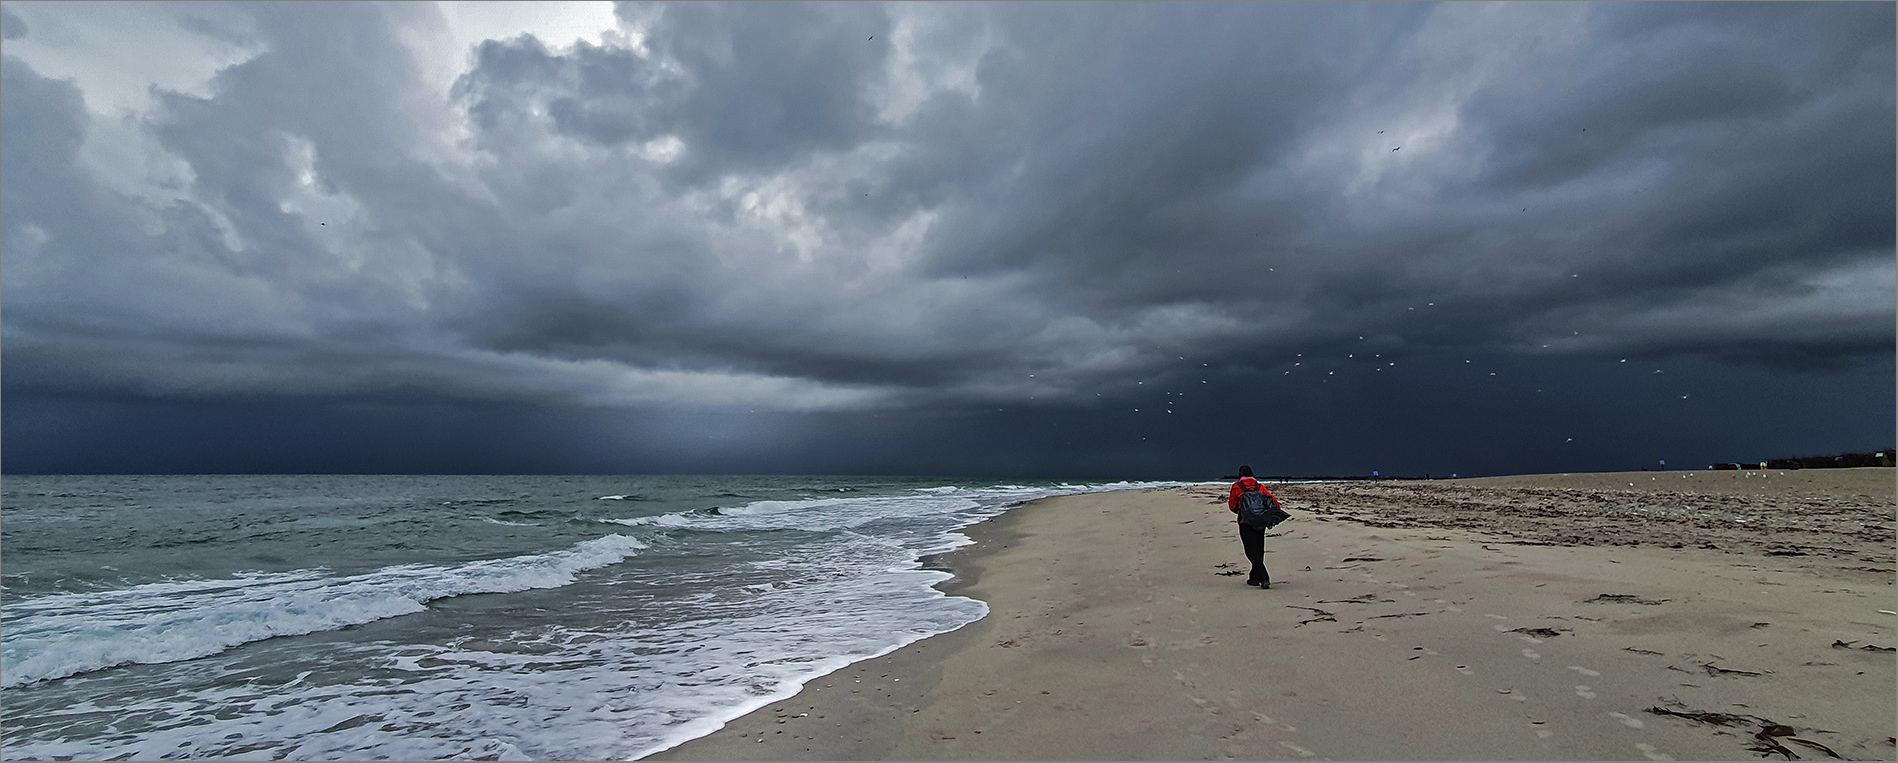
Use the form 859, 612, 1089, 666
1229, 477, 1278, 522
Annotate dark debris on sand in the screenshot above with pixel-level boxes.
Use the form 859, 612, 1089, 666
1645, 703, 1844, 760
1286, 605, 1336, 627
1584, 593, 1668, 605
1832, 639, 1896, 652
1699, 662, 1770, 677
1268, 480, 1895, 573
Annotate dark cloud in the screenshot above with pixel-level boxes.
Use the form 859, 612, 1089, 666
456, 2, 891, 179
2, 1, 1890, 476
1, 6, 25, 40
635, 2, 889, 172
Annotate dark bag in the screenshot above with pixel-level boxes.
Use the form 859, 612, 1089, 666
1238, 484, 1290, 529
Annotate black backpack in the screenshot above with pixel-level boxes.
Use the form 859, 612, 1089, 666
1238, 483, 1290, 529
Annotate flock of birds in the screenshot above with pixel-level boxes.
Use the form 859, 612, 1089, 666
1093, 123, 1662, 450
1086, 316, 1695, 452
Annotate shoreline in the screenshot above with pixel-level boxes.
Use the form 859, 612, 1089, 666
648, 469, 1895, 760
644, 491, 1040, 760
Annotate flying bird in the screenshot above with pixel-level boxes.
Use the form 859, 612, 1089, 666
1392, 147, 1401, 152
1377, 130, 1384, 134
868, 36, 874, 40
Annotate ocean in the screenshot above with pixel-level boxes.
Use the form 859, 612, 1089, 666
0, 474, 1190, 760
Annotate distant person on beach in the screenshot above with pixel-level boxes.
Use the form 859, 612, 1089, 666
1228, 465, 1279, 589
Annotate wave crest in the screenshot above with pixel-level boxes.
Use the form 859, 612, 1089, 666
0, 534, 647, 688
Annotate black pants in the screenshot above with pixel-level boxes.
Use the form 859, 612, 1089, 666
1237, 521, 1268, 585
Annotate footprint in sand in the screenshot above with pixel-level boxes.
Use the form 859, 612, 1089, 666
1485, 614, 1509, 620
1608, 711, 1644, 728
1522, 648, 1541, 660
1568, 666, 1601, 677
1574, 685, 1596, 699
1278, 741, 1315, 757
1531, 722, 1554, 739
1455, 665, 1475, 676
1494, 624, 1514, 632
1635, 742, 1674, 760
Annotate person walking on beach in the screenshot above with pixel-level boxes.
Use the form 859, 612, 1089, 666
1229, 465, 1279, 589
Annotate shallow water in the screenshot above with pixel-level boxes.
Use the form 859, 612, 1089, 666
1, 475, 1189, 760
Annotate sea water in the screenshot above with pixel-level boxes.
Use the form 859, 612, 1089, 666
0, 475, 1188, 760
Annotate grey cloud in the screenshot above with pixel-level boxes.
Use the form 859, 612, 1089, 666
456, 2, 891, 177
6, 5, 476, 388
1, 56, 183, 346
456, 35, 673, 149
174, 3, 262, 49
1, 56, 87, 203
2, 2, 1891, 476
2, 5, 25, 40
628, 1, 890, 178
980, 14, 1879, 381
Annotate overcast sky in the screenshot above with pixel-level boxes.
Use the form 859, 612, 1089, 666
3, 1, 1892, 478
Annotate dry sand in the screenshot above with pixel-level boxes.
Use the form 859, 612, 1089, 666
647, 468, 1895, 761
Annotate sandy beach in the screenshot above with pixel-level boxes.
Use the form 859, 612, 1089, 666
647, 469, 1895, 761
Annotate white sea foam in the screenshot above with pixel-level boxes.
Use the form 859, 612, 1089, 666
603, 512, 698, 528
0, 547, 984, 761
0, 534, 647, 688
2, 479, 1195, 760
605, 481, 1189, 537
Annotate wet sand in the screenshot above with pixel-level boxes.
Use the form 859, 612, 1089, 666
647, 468, 1895, 761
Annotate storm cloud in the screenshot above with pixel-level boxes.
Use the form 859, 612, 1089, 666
3, 1, 1891, 476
